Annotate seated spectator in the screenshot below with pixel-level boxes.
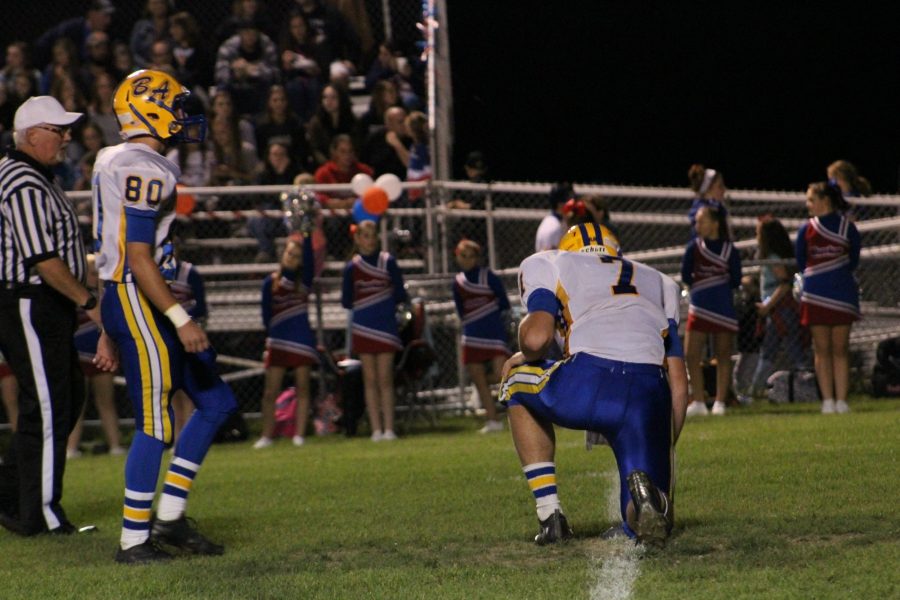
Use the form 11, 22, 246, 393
35, 0, 114, 68
147, 39, 178, 78
315, 134, 373, 258
214, 20, 279, 116
111, 40, 136, 79
215, 0, 277, 46
248, 141, 303, 262
405, 111, 431, 196
86, 71, 119, 146
361, 105, 410, 178
209, 88, 257, 152
169, 11, 214, 93
292, 0, 362, 75
208, 113, 260, 189
129, 0, 173, 69
446, 151, 489, 251
278, 10, 323, 122
0, 42, 41, 100
255, 84, 314, 173
365, 41, 421, 110
306, 83, 358, 167
40, 37, 80, 96
77, 30, 116, 99
0, 71, 38, 145
357, 79, 403, 139
51, 73, 87, 114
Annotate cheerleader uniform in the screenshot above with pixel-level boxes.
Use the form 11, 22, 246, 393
681, 237, 742, 332
262, 236, 320, 367
453, 266, 511, 364
74, 309, 103, 377
170, 260, 208, 322
688, 198, 729, 238
795, 212, 861, 326
341, 250, 408, 354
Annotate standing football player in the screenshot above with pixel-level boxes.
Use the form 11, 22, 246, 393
93, 69, 237, 563
500, 223, 688, 547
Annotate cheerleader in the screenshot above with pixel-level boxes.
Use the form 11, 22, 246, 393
796, 182, 861, 414
687, 164, 731, 239
254, 234, 319, 449
341, 221, 408, 441
452, 240, 511, 433
681, 206, 742, 416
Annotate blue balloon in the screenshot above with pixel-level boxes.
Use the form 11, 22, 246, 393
352, 198, 379, 223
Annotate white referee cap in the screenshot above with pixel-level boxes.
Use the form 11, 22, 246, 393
14, 96, 83, 131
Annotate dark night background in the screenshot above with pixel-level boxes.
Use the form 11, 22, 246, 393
3, 2, 899, 191
447, 3, 900, 191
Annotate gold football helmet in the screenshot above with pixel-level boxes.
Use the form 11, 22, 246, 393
113, 69, 206, 143
558, 222, 620, 256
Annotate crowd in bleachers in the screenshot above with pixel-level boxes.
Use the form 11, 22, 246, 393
0, 0, 430, 261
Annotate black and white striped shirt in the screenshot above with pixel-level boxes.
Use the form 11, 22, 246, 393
0, 149, 86, 285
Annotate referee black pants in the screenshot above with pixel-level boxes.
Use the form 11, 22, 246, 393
0, 284, 84, 534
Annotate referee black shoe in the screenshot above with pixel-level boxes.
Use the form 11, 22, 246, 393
151, 515, 224, 555
626, 470, 669, 548
534, 509, 574, 546
115, 540, 172, 564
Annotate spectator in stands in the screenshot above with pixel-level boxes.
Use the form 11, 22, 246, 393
341, 220, 408, 441
169, 11, 214, 93
562, 195, 620, 244
147, 40, 177, 78
254, 84, 314, 172
253, 234, 318, 449
86, 71, 119, 145
72, 150, 98, 196
166, 95, 214, 192
405, 111, 431, 194
746, 216, 808, 401
67, 120, 107, 179
361, 106, 410, 178
682, 205, 741, 417
111, 41, 135, 80
279, 10, 323, 122
535, 183, 572, 252
249, 141, 302, 263
0, 353, 18, 433
445, 151, 490, 253
66, 254, 124, 459
687, 163, 731, 238
214, 20, 279, 117
0, 42, 41, 100
797, 182, 861, 415
207, 111, 260, 187
292, 0, 362, 75
315, 134, 373, 259
358, 79, 403, 139
39, 37, 80, 96
130, 0, 174, 69
209, 89, 256, 152
453, 240, 511, 433
306, 83, 358, 167
0, 72, 38, 146
365, 41, 421, 110
77, 31, 116, 97
215, 0, 277, 46
35, 0, 115, 68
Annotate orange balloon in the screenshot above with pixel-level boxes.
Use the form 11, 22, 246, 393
361, 186, 389, 215
175, 184, 196, 215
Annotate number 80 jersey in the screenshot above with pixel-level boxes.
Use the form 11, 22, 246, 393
518, 250, 681, 365
92, 143, 181, 283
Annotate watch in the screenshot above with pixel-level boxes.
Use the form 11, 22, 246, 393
80, 294, 98, 311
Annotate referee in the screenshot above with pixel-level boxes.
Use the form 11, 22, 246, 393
0, 96, 116, 536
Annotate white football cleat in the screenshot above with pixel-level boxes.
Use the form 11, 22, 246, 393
685, 401, 710, 417
711, 400, 726, 416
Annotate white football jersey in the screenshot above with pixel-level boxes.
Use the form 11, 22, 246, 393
92, 143, 181, 283
518, 250, 680, 365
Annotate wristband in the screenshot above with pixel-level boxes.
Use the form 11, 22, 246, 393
164, 304, 192, 328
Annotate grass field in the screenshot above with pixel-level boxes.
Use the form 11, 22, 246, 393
1, 397, 898, 600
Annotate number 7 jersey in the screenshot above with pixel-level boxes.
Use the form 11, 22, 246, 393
519, 250, 681, 365
92, 142, 181, 283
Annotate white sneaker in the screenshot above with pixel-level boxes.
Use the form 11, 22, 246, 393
382, 430, 398, 441
835, 400, 850, 414
821, 399, 836, 414
711, 400, 727, 416
371, 431, 384, 442
252, 436, 274, 449
109, 446, 126, 456
291, 435, 305, 447
478, 419, 504, 434
66, 448, 82, 459
685, 401, 709, 417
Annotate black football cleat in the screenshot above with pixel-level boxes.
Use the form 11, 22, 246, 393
151, 515, 224, 555
115, 540, 172, 564
626, 470, 670, 548
534, 509, 574, 546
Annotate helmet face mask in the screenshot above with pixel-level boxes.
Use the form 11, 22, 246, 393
558, 222, 620, 257
114, 69, 206, 144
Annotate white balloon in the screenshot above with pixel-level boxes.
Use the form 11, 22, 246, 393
375, 173, 403, 201
351, 173, 374, 196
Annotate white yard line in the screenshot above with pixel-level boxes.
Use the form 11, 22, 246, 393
586, 471, 643, 600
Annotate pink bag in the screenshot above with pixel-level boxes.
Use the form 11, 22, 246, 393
274, 387, 297, 438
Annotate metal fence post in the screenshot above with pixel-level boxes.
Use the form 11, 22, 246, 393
486, 185, 496, 271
